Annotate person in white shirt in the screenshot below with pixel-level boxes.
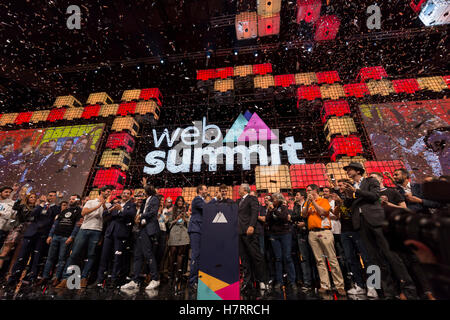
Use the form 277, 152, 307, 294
0, 186, 16, 249
56, 186, 112, 290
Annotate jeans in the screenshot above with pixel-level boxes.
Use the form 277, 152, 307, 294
297, 234, 314, 287
269, 233, 296, 284
258, 234, 265, 256
9, 233, 47, 283
42, 235, 69, 280
63, 229, 102, 279
341, 231, 369, 288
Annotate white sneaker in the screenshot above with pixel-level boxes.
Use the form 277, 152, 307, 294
367, 287, 379, 298
347, 284, 366, 295
259, 282, 267, 290
146, 280, 160, 290
120, 280, 139, 290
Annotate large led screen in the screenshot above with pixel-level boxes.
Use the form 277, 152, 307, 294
0, 123, 105, 197
360, 99, 449, 182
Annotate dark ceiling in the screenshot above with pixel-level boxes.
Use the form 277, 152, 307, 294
0, 0, 448, 113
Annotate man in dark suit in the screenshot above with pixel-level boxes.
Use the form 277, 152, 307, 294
237, 184, 267, 294
121, 184, 160, 290
8, 191, 61, 286
94, 189, 136, 288
343, 162, 416, 299
187, 185, 208, 293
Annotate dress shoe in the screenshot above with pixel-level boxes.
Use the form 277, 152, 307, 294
80, 278, 88, 289
337, 288, 347, 296
287, 282, 298, 294
318, 287, 328, 294
35, 278, 48, 287
55, 279, 67, 289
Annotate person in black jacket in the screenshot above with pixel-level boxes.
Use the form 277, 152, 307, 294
121, 184, 160, 291
7, 191, 61, 286
266, 193, 297, 293
237, 184, 268, 294
94, 189, 137, 288
0, 191, 36, 272
343, 162, 416, 299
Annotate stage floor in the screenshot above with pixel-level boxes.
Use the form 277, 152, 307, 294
0, 278, 375, 301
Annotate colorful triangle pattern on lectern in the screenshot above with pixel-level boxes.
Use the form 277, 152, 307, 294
197, 271, 239, 300
238, 112, 277, 142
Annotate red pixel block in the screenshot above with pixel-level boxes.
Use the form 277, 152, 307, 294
258, 13, 280, 37
232, 185, 256, 200
316, 71, 341, 84
364, 160, 405, 187
290, 163, 329, 189
197, 69, 218, 81
329, 135, 363, 161
93, 168, 126, 189
253, 63, 272, 75
321, 100, 351, 123
106, 132, 135, 153
296, 0, 322, 24
391, 79, 420, 94
216, 67, 234, 79
47, 108, 66, 122
158, 188, 183, 202
139, 88, 162, 106
357, 66, 388, 82
81, 104, 101, 119
15, 112, 33, 125
343, 83, 370, 98
274, 74, 295, 87
314, 15, 340, 41
117, 102, 137, 116
297, 85, 321, 102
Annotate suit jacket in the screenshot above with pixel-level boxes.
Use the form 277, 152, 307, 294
140, 196, 160, 236
350, 177, 385, 230
24, 204, 60, 238
397, 183, 441, 213
236, 195, 259, 235
104, 200, 137, 239
188, 196, 205, 234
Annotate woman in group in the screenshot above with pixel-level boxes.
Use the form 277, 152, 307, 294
0, 189, 37, 278
167, 196, 190, 286
266, 193, 297, 293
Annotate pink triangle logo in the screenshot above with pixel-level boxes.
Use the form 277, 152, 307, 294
238, 113, 277, 142
214, 281, 240, 300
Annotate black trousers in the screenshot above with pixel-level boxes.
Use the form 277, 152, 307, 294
9, 234, 47, 283
96, 235, 127, 282
239, 233, 267, 286
359, 215, 417, 298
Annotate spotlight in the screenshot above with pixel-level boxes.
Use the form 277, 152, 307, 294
206, 51, 212, 59
254, 51, 259, 57
136, 65, 140, 70
233, 49, 238, 56
160, 58, 165, 64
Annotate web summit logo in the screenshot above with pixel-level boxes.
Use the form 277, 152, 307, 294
144, 111, 305, 175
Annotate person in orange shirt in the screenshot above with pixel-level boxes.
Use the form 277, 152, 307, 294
302, 184, 345, 295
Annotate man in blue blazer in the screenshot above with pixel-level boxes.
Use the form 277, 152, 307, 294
8, 191, 61, 286
187, 184, 209, 292
121, 184, 161, 290
94, 189, 136, 288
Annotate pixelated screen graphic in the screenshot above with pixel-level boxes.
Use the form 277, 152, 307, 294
360, 99, 449, 182
0, 123, 105, 196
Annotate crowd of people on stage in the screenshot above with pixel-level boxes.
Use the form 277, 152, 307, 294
0, 163, 448, 299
